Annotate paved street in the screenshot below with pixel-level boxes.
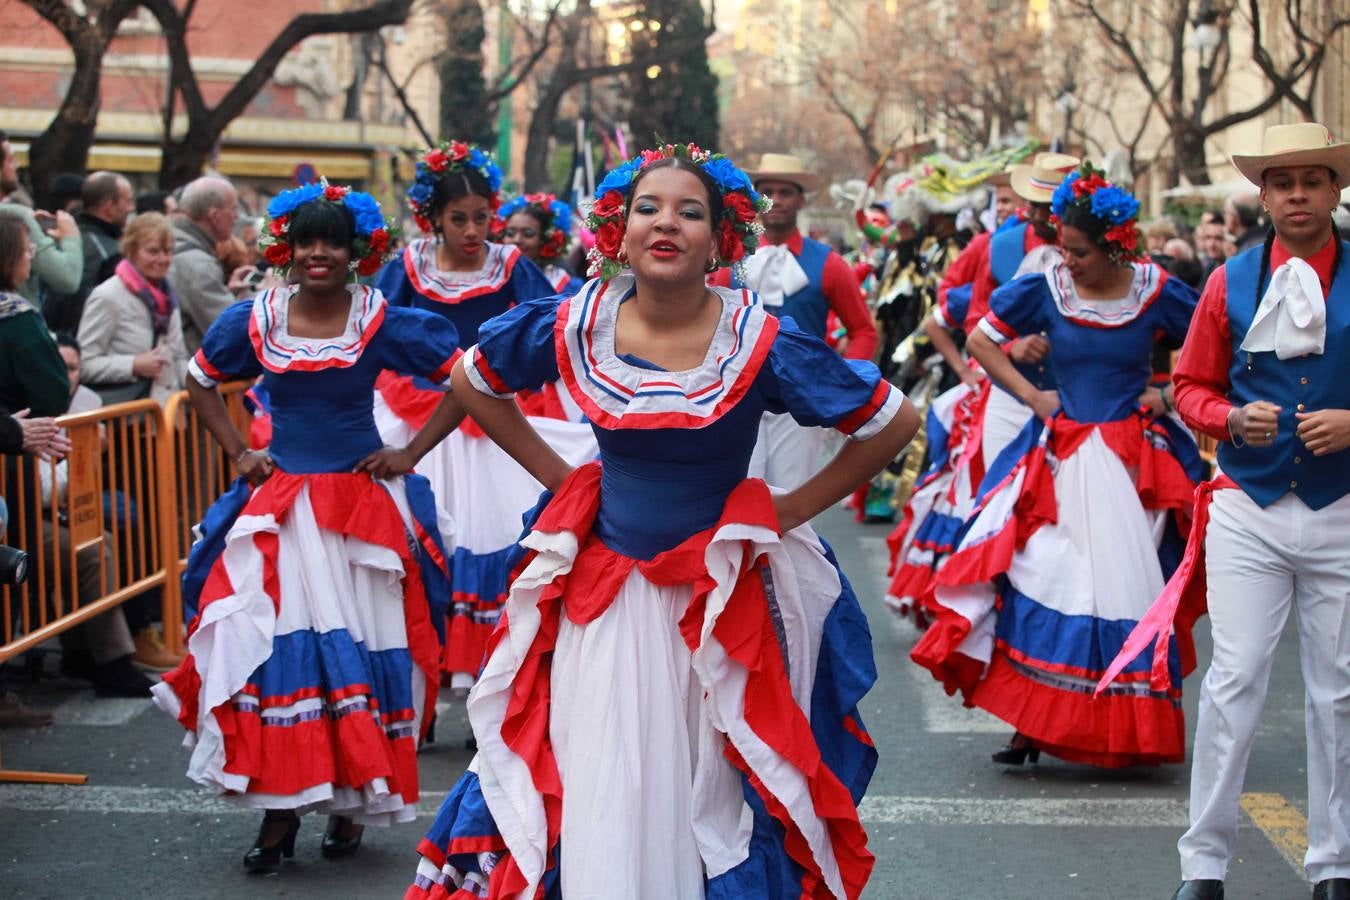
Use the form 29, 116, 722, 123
0, 506, 1317, 899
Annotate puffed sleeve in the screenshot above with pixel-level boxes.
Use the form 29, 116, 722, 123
462, 297, 562, 397
374, 251, 412, 307
509, 255, 562, 303
934, 282, 973, 330
760, 317, 903, 441
977, 272, 1050, 345
187, 299, 262, 388
377, 307, 462, 385
1154, 269, 1200, 344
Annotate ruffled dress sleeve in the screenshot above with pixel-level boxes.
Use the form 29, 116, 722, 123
1153, 270, 1200, 343
508, 256, 562, 304
977, 272, 1050, 345
934, 282, 973, 330
760, 317, 903, 441
462, 297, 563, 397
377, 307, 462, 385
188, 299, 262, 388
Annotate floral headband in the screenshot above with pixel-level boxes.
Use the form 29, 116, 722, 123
1050, 162, 1143, 263
495, 192, 575, 260
584, 143, 772, 280
407, 141, 504, 234
260, 179, 396, 276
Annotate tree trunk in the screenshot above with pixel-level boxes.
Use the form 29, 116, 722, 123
523, 78, 569, 191
1175, 122, 1211, 187
159, 136, 219, 191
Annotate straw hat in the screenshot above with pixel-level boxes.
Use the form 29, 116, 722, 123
1009, 153, 1081, 204
746, 153, 824, 193
1232, 123, 1350, 187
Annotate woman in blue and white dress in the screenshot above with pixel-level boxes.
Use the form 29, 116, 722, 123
495, 191, 584, 296
911, 165, 1204, 769
373, 142, 596, 688
406, 145, 919, 899
154, 186, 462, 870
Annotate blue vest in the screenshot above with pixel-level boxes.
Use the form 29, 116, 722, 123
989, 221, 1030, 285
1217, 241, 1350, 510
734, 237, 831, 338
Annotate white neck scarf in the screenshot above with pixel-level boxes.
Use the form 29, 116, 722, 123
1239, 257, 1326, 360
743, 243, 809, 308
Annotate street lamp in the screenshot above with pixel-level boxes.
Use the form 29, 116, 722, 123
1189, 0, 1225, 71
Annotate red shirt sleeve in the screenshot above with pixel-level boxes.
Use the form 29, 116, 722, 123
1173, 266, 1235, 441
937, 233, 988, 310
821, 250, 878, 360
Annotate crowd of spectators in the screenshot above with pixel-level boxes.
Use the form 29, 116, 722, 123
0, 132, 269, 725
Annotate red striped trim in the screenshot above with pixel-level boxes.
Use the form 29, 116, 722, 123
983, 308, 1019, 340
428, 348, 462, 385
835, 380, 891, 436
403, 241, 519, 305
192, 348, 227, 383
471, 349, 513, 396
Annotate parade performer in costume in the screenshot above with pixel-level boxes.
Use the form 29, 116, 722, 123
495, 192, 582, 295
152, 183, 463, 871
406, 143, 918, 900
911, 163, 1202, 769
882, 157, 1077, 623
373, 142, 597, 690
709, 152, 880, 491
1095, 124, 1350, 900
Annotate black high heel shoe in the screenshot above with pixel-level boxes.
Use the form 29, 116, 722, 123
243, 811, 300, 873
321, 815, 364, 859
991, 733, 1040, 766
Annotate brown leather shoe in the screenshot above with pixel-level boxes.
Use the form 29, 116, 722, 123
132, 628, 185, 671
0, 692, 54, 728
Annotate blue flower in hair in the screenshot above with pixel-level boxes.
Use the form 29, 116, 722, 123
550, 199, 574, 226
1090, 186, 1140, 226
498, 196, 527, 219
596, 159, 642, 197
703, 157, 753, 194
1050, 173, 1078, 218
343, 191, 385, 234
267, 182, 325, 218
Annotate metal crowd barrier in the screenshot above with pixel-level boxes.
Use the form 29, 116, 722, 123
0, 382, 251, 783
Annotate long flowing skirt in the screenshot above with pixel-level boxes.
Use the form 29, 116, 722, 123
911, 412, 1202, 767
407, 463, 877, 899
374, 376, 598, 687
885, 381, 987, 622
153, 471, 449, 823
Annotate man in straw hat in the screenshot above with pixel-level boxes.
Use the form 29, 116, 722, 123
710, 152, 878, 490
1165, 122, 1350, 900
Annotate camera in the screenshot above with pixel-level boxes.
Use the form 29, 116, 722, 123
0, 544, 29, 586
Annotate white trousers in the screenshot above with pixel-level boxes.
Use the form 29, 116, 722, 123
1179, 488, 1350, 882
747, 411, 826, 492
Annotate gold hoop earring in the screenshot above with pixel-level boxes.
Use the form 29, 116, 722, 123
617, 245, 629, 265
706, 255, 720, 272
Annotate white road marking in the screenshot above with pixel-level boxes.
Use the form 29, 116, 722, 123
858, 537, 1006, 735
50, 695, 153, 727
0, 783, 1188, 827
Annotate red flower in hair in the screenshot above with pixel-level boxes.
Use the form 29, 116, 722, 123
724, 191, 756, 224
269, 216, 287, 237
1105, 223, 1139, 253
356, 254, 382, 276
449, 141, 469, 161
264, 243, 292, 266
595, 220, 624, 258
425, 149, 449, 172
540, 230, 565, 260
324, 184, 348, 201
592, 189, 625, 219
1072, 174, 1108, 197
414, 213, 433, 234
718, 219, 744, 263
368, 227, 389, 254
639, 149, 667, 165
